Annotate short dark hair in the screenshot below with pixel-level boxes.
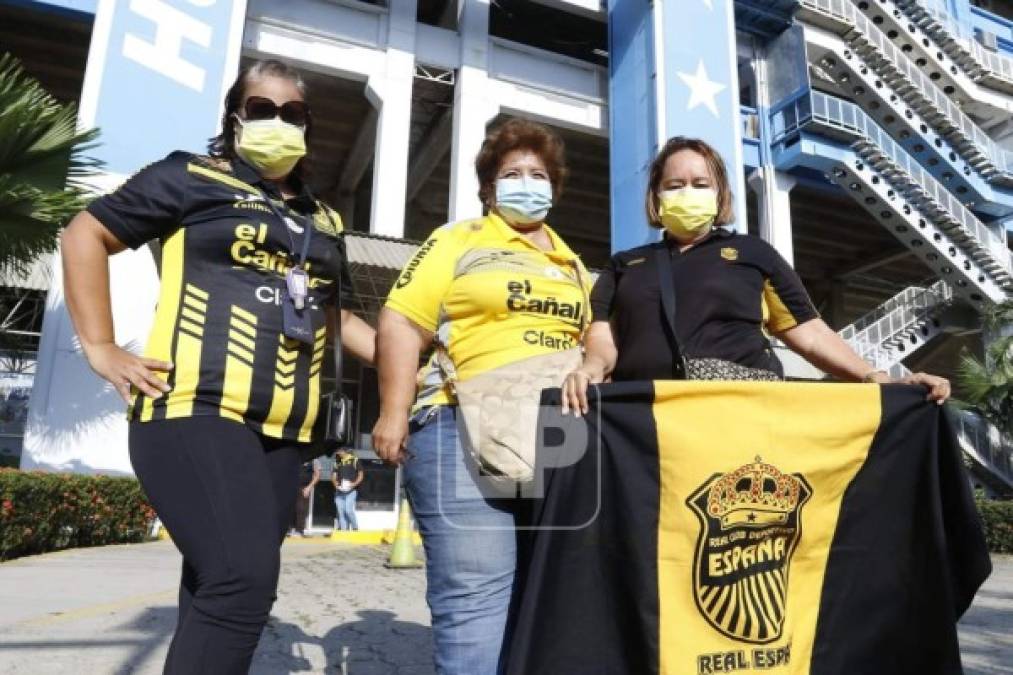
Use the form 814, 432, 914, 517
474, 118, 568, 208
208, 60, 310, 175
645, 136, 735, 228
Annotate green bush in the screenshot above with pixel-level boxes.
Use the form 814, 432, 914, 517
0, 469, 155, 561
977, 499, 1013, 554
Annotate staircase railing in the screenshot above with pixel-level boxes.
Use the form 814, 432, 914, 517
797, 0, 1013, 184
840, 280, 952, 372
839, 280, 950, 341
771, 91, 1012, 307
776, 90, 1012, 281
954, 410, 1013, 488
893, 0, 1013, 89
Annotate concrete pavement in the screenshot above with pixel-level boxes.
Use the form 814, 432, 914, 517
0, 539, 432, 674
0, 540, 1009, 674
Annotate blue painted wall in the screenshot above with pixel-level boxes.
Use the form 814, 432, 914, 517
970, 5, 1013, 56
83, 0, 243, 176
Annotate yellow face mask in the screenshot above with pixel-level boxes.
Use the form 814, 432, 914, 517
658, 187, 718, 239
234, 117, 306, 179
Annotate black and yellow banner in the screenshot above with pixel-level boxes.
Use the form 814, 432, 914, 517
506, 382, 991, 675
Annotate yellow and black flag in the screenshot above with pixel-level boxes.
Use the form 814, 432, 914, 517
506, 381, 991, 675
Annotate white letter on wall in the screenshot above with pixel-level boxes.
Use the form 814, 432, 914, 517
122, 0, 213, 92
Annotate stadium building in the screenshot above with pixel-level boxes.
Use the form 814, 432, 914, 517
2, 0, 1012, 528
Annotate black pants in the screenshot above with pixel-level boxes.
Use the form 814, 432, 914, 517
129, 416, 302, 675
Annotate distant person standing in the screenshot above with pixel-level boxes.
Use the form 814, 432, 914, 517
332, 449, 363, 531
292, 458, 321, 536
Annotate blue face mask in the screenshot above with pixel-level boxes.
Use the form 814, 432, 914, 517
495, 176, 553, 225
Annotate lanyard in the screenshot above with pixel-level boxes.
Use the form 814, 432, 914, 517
257, 189, 314, 266
257, 188, 315, 308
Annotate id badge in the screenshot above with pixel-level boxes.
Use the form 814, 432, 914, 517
281, 288, 315, 344
286, 267, 309, 310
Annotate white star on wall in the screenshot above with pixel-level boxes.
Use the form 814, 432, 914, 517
702, 0, 713, 9
676, 60, 726, 118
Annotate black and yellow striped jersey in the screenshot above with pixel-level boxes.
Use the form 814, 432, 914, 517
87, 152, 352, 442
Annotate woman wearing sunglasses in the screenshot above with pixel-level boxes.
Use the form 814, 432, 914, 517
60, 59, 375, 674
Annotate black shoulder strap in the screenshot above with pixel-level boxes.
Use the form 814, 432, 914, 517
319, 208, 345, 395
333, 235, 344, 395
654, 245, 688, 379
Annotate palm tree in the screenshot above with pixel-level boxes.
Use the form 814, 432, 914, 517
957, 300, 1013, 437
0, 52, 100, 278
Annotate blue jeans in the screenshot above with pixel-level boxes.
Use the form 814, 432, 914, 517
403, 406, 525, 675
334, 490, 358, 530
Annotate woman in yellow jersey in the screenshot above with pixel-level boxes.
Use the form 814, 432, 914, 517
372, 118, 591, 675
560, 136, 950, 414
60, 60, 375, 674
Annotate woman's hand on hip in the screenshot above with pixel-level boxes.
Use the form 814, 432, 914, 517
372, 411, 409, 466
84, 342, 173, 404
896, 371, 951, 405
561, 366, 604, 417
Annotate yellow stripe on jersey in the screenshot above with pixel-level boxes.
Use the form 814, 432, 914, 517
231, 304, 257, 324
220, 306, 258, 422
137, 227, 185, 422
261, 335, 300, 437
179, 319, 204, 337
182, 294, 207, 314
297, 326, 329, 442
181, 306, 204, 326
228, 343, 255, 363
231, 317, 257, 340
309, 331, 327, 377
164, 284, 208, 419
228, 328, 256, 352
762, 279, 800, 333
185, 284, 209, 300
186, 163, 260, 195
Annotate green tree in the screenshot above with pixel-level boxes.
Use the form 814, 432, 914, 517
0, 52, 100, 277
957, 300, 1013, 437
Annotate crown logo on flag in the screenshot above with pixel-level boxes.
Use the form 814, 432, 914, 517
706, 456, 803, 529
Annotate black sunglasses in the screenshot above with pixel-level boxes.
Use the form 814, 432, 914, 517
242, 96, 310, 127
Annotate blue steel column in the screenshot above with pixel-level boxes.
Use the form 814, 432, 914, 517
608, 0, 747, 253
607, 0, 659, 252
658, 0, 746, 234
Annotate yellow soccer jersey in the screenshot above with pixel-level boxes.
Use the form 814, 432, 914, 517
385, 213, 591, 409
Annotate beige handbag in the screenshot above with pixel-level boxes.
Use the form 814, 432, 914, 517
435, 259, 589, 483
438, 347, 584, 482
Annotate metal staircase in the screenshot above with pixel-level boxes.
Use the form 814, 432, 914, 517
798, 0, 1013, 189
834, 284, 1013, 490
794, 1, 1013, 493
842, 0, 1013, 109
893, 0, 1013, 95
954, 411, 1013, 493
771, 90, 1013, 306
839, 280, 953, 376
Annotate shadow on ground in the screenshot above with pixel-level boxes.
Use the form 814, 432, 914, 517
111, 606, 176, 675
253, 609, 433, 674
